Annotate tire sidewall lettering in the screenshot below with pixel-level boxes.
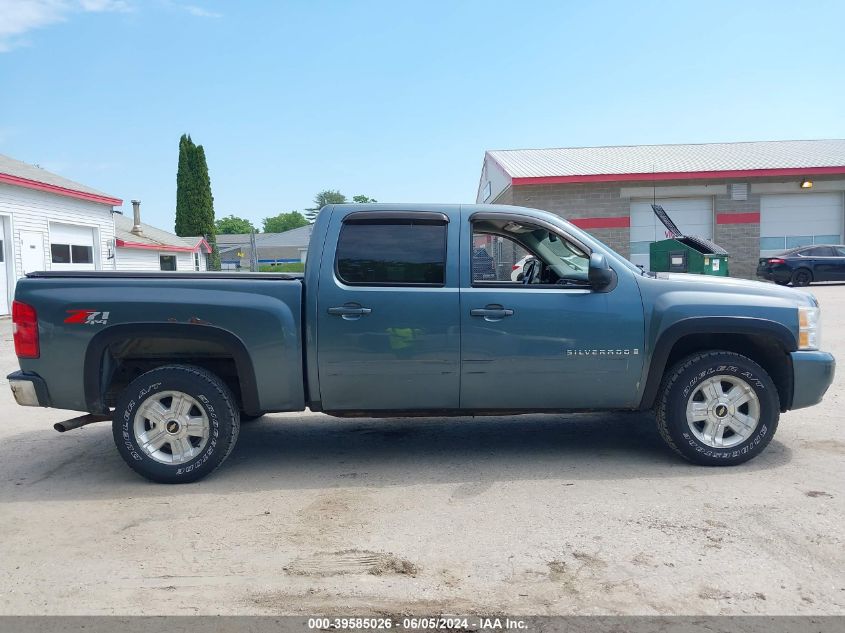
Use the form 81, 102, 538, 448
665, 353, 778, 465
116, 373, 233, 479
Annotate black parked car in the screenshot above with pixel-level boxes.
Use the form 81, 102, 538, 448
757, 244, 845, 286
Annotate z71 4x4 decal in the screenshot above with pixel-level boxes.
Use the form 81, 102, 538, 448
64, 309, 110, 325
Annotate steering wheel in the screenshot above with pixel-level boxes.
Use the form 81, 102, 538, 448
522, 257, 541, 284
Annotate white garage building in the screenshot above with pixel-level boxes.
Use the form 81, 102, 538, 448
0, 153, 122, 316
0, 154, 211, 316
114, 200, 210, 272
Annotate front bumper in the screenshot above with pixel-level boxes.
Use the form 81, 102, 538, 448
7, 371, 51, 408
790, 351, 836, 410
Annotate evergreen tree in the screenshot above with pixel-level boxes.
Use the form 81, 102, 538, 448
175, 134, 220, 269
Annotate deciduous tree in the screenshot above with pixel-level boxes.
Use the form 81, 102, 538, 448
215, 214, 256, 234
263, 211, 309, 233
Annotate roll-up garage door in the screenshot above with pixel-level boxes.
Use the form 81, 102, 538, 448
629, 198, 712, 269
49, 222, 97, 271
760, 193, 844, 256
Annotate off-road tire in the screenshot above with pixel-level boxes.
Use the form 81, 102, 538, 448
112, 365, 240, 483
791, 268, 812, 287
656, 351, 779, 466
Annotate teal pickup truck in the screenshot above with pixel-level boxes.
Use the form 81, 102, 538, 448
7, 204, 836, 483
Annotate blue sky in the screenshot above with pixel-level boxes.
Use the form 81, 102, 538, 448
1, 0, 844, 231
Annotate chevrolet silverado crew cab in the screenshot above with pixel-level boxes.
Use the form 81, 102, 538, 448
8, 204, 836, 483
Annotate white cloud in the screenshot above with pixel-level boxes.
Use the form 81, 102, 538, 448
182, 4, 221, 18
79, 0, 130, 11
0, 0, 132, 52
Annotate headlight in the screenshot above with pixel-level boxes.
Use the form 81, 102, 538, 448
798, 306, 821, 350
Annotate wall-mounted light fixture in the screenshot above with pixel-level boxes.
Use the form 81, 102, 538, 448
800, 179, 814, 189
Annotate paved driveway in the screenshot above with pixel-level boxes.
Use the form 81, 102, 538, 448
0, 286, 843, 615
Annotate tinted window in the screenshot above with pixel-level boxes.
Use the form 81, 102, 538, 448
160, 255, 177, 271
804, 246, 834, 257
336, 220, 446, 285
835, 247, 845, 257
51, 244, 71, 263
71, 245, 93, 263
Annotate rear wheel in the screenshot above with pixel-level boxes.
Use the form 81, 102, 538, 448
791, 268, 812, 286
656, 351, 779, 466
112, 365, 240, 483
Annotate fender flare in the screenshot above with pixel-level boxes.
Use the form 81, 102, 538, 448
83, 323, 260, 414
639, 316, 797, 410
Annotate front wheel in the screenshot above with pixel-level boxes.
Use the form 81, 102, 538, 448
112, 365, 241, 483
656, 351, 779, 466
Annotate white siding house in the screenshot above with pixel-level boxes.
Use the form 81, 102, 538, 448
0, 153, 122, 316
114, 201, 210, 272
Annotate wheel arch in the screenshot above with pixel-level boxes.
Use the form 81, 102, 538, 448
84, 323, 260, 415
640, 317, 797, 412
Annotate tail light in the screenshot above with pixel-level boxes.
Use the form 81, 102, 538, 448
12, 301, 39, 359
768, 258, 786, 265
512, 264, 520, 270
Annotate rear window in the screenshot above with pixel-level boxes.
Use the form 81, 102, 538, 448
336, 220, 447, 285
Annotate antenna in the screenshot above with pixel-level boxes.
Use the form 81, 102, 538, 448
652, 163, 656, 206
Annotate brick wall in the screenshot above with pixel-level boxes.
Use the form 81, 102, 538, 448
713, 186, 762, 278
511, 183, 632, 257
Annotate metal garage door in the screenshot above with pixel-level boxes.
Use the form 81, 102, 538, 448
49, 223, 98, 271
760, 193, 844, 256
629, 198, 712, 269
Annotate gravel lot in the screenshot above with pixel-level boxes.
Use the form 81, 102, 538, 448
0, 285, 843, 616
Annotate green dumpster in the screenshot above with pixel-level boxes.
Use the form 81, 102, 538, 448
646, 204, 730, 276
650, 237, 729, 276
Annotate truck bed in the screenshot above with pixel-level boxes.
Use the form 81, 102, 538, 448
14, 271, 306, 414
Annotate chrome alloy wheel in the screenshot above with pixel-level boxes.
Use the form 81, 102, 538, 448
133, 391, 210, 465
685, 375, 761, 448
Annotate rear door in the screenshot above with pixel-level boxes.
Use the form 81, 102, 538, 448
315, 209, 461, 411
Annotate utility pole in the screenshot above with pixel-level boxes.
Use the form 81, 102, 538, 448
249, 228, 258, 272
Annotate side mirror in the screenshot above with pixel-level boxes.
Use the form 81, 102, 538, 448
588, 253, 614, 289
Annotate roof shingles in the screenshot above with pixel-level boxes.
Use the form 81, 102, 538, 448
0, 152, 122, 205
488, 139, 845, 180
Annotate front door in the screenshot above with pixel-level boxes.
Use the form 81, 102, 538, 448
316, 209, 461, 411
19, 231, 45, 275
460, 214, 646, 410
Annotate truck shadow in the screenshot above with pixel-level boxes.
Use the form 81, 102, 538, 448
0, 411, 793, 502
